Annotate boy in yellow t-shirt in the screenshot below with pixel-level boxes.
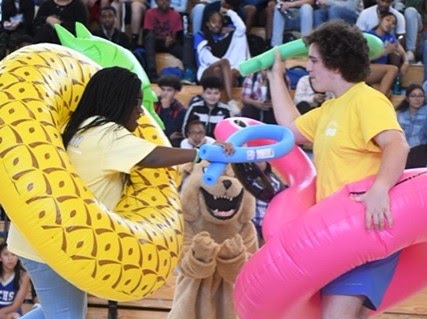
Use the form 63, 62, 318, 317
268, 20, 409, 319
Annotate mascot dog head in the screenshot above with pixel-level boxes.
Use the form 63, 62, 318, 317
180, 161, 255, 242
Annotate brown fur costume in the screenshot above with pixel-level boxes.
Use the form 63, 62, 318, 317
167, 161, 258, 319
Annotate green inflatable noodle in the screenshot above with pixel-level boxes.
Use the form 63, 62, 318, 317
239, 33, 385, 76
55, 23, 164, 129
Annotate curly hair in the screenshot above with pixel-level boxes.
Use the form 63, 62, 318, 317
303, 20, 370, 83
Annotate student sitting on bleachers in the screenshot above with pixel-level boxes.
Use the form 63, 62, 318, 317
194, 8, 249, 114
182, 75, 232, 138
143, 0, 196, 83
270, 0, 314, 47
396, 83, 427, 148
154, 74, 187, 147
0, 242, 31, 318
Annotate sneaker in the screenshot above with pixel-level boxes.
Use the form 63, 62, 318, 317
181, 68, 196, 85
406, 51, 415, 63
227, 99, 241, 116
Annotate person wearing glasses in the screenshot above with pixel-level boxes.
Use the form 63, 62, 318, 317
180, 119, 216, 149
396, 83, 427, 148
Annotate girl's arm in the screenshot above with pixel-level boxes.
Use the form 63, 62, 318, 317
396, 42, 410, 75
137, 144, 234, 167
224, 9, 246, 36
196, 37, 221, 66
0, 271, 31, 318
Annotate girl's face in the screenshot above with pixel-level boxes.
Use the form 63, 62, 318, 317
125, 94, 144, 132
407, 88, 425, 110
380, 15, 396, 33
1, 247, 18, 273
206, 13, 223, 33
188, 124, 206, 145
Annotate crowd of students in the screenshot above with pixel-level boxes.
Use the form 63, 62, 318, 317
3, 0, 426, 82
1, 0, 427, 316
0, 0, 427, 313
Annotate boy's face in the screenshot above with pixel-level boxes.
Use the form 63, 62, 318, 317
156, 0, 171, 11
159, 86, 177, 101
100, 9, 116, 30
306, 43, 335, 94
202, 88, 222, 106
377, 0, 392, 14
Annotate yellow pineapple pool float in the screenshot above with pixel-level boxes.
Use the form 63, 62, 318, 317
0, 43, 183, 301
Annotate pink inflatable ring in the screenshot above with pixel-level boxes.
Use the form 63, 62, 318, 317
214, 117, 427, 319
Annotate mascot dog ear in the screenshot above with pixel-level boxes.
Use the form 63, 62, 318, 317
179, 162, 203, 222
180, 162, 195, 181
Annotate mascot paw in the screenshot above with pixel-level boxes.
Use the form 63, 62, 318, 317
192, 231, 219, 263
217, 234, 244, 260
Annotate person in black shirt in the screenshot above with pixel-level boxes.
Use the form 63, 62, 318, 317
92, 5, 131, 50
33, 0, 88, 44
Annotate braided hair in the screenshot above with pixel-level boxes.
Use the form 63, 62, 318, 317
62, 67, 142, 148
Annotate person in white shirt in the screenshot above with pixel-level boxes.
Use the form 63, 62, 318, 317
356, 0, 405, 35
180, 120, 216, 149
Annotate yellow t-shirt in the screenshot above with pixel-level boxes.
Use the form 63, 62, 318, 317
295, 82, 402, 201
8, 118, 157, 262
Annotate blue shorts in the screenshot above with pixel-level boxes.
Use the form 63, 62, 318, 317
321, 251, 401, 310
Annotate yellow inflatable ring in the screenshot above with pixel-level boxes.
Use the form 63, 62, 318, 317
0, 44, 183, 301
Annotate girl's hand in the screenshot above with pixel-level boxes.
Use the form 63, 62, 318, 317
383, 41, 397, 55
214, 141, 235, 155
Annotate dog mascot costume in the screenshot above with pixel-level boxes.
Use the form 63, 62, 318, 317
167, 161, 258, 319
